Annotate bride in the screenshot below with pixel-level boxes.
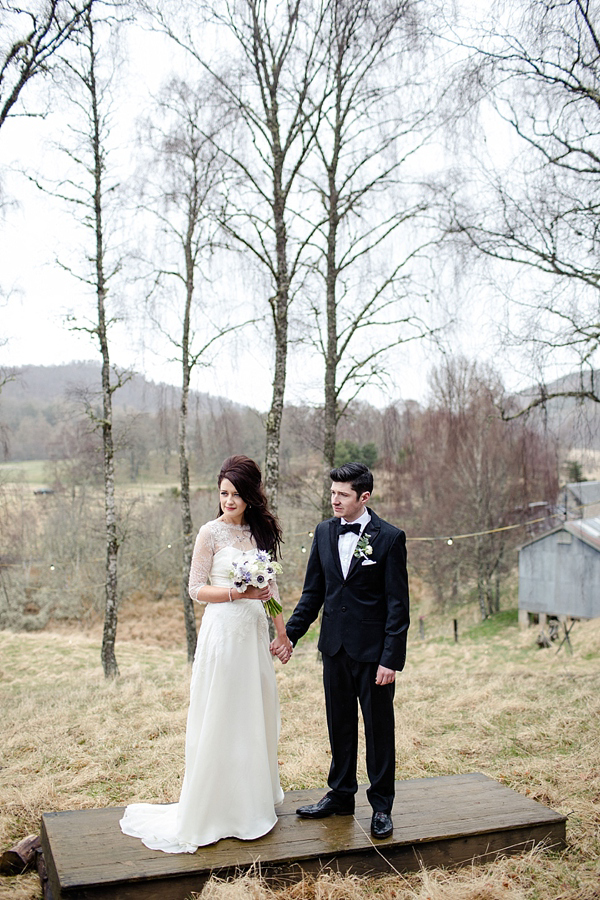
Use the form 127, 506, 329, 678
120, 455, 293, 852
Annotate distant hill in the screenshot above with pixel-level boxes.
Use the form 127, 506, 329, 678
3, 361, 600, 469
0, 362, 245, 416
514, 369, 600, 450
0, 362, 262, 464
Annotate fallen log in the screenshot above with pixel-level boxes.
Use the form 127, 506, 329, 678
0, 834, 41, 875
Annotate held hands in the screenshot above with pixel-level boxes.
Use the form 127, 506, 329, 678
270, 633, 293, 664
241, 584, 292, 662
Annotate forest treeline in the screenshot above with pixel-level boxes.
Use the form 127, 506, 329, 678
1, 361, 410, 474
0, 357, 574, 632
2, 361, 598, 472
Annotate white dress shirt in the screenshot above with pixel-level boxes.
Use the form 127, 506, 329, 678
338, 508, 371, 578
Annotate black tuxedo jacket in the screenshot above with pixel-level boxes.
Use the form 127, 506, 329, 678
286, 508, 410, 671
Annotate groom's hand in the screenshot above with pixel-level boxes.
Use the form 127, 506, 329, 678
375, 665, 395, 685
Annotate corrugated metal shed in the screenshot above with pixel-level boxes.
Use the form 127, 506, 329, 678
567, 516, 600, 551
518, 516, 600, 621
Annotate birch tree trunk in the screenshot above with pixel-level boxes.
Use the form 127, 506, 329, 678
265, 196, 290, 514
137, 80, 235, 659
85, 12, 119, 678
179, 243, 197, 662
45, 6, 126, 677
322, 183, 339, 519
85, 11, 119, 677
99, 299, 119, 678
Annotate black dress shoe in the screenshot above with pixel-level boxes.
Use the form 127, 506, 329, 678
296, 795, 355, 818
371, 811, 393, 838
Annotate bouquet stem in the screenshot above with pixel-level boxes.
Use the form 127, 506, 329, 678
263, 596, 283, 617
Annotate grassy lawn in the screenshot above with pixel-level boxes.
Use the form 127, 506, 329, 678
0, 610, 599, 899
0, 460, 49, 485
0, 457, 215, 492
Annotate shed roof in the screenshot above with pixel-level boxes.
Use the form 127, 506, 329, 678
567, 516, 600, 551
519, 516, 600, 553
566, 481, 600, 506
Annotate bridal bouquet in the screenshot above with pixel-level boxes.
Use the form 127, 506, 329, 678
229, 550, 283, 616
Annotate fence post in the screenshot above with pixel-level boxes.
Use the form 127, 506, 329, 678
453, 619, 458, 643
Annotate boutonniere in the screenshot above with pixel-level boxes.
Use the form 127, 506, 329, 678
354, 532, 374, 561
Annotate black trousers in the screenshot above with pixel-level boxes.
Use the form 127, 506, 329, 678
322, 647, 396, 813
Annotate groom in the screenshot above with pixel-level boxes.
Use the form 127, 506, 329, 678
282, 462, 409, 839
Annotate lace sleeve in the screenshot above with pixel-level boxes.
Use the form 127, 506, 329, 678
188, 523, 214, 604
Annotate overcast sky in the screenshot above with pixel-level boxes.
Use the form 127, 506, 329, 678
0, 11, 546, 412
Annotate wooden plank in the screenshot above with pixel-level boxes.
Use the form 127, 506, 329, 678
42, 776, 566, 882
44, 796, 564, 882
40, 774, 566, 900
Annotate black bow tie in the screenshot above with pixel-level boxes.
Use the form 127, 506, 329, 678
339, 522, 361, 535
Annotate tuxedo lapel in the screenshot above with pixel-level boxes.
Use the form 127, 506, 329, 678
345, 509, 381, 581
328, 518, 344, 579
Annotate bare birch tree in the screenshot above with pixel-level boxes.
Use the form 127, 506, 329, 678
307, 0, 443, 515
0, 0, 94, 131
137, 78, 244, 661
1, 0, 96, 320
449, 0, 600, 415
152, 0, 329, 514
38, 4, 127, 676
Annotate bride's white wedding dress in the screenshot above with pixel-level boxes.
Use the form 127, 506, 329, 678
119, 520, 284, 852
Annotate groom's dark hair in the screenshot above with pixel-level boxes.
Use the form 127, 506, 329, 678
330, 462, 373, 498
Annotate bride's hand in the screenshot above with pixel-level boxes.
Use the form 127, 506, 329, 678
244, 585, 271, 601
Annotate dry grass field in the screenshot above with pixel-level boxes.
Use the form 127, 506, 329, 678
1, 600, 599, 900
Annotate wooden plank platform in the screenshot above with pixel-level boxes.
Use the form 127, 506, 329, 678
41, 773, 567, 900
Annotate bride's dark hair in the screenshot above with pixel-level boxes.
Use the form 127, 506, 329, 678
217, 455, 283, 559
